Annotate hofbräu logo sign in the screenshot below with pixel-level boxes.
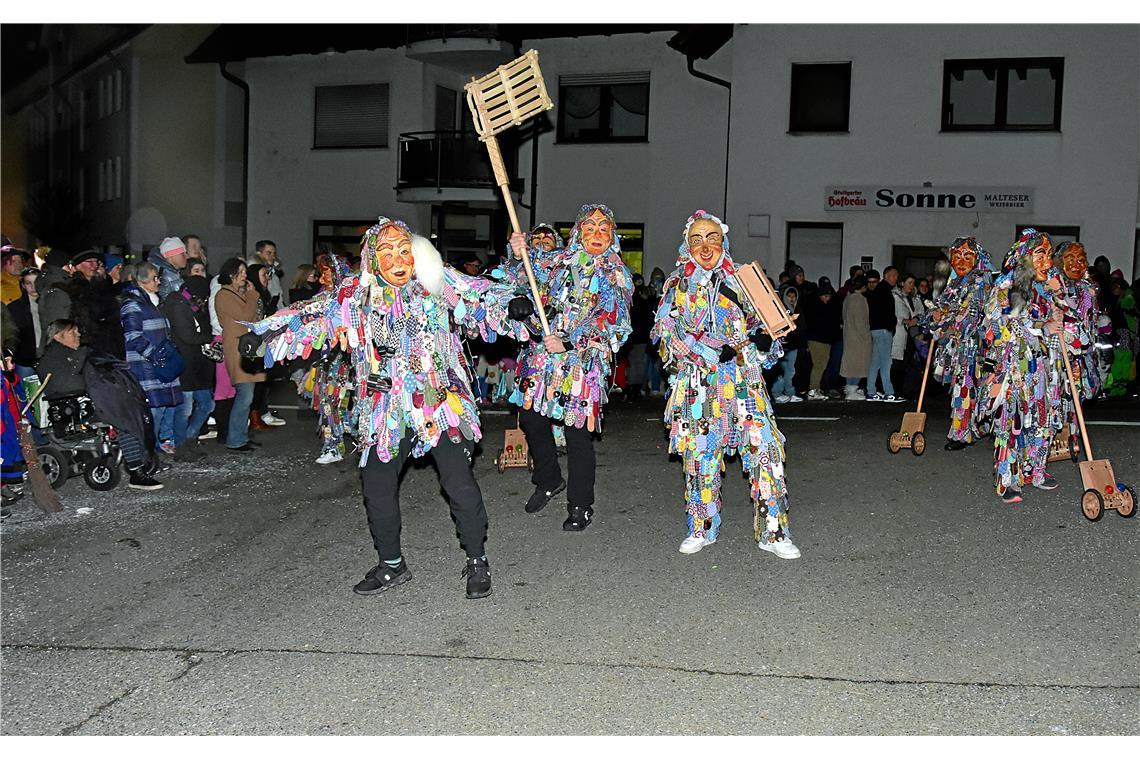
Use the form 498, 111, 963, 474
825, 186, 1034, 213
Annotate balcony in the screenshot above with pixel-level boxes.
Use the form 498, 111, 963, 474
396, 131, 523, 205
404, 25, 514, 73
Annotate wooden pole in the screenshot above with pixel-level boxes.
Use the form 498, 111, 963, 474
484, 135, 551, 336
1057, 336, 1094, 462
915, 342, 935, 414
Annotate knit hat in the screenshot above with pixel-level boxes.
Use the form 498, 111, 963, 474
183, 274, 210, 300
159, 237, 186, 259
44, 249, 71, 268
104, 254, 124, 273
70, 249, 102, 267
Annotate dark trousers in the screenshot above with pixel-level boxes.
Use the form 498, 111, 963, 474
519, 407, 595, 508
359, 435, 488, 562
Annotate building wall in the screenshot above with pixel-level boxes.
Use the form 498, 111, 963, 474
244, 49, 470, 271
132, 24, 243, 258
517, 32, 731, 277
1, 109, 30, 247
727, 24, 1140, 280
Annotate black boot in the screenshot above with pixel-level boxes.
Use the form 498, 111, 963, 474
462, 557, 492, 599
525, 479, 565, 514
944, 440, 969, 451
353, 559, 412, 596
562, 504, 594, 531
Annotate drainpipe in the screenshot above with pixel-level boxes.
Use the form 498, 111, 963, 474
219, 61, 250, 256
683, 55, 731, 218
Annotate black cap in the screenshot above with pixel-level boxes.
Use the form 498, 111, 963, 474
70, 248, 102, 267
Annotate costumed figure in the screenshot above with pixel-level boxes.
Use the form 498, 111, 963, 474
502, 205, 632, 531
1054, 242, 1102, 433
650, 211, 800, 559
1, 352, 28, 505
921, 236, 994, 451
980, 229, 1074, 504
242, 217, 534, 599
298, 253, 357, 465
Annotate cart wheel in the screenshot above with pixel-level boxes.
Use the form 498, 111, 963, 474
1081, 489, 1104, 522
496, 452, 506, 474
887, 433, 902, 454
527, 453, 535, 472
1118, 485, 1135, 518
83, 455, 122, 492
36, 445, 70, 491
911, 432, 926, 456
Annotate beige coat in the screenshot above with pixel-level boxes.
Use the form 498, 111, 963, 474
214, 284, 266, 385
840, 291, 871, 378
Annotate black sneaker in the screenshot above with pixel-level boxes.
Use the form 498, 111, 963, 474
227, 443, 256, 453
944, 440, 969, 451
1034, 475, 1059, 491
525, 479, 566, 514
353, 560, 412, 596
462, 557, 492, 599
128, 471, 164, 491
562, 504, 594, 531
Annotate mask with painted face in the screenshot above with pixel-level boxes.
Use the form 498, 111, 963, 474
1056, 241, 1088, 282
570, 205, 617, 257
373, 224, 415, 287
687, 218, 725, 271
948, 237, 981, 278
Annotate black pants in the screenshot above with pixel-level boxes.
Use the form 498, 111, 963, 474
253, 381, 269, 415
359, 435, 488, 562
519, 407, 595, 508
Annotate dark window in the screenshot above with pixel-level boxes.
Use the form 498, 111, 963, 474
789, 63, 851, 133
557, 73, 649, 143
785, 222, 844, 286
313, 219, 375, 260
943, 58, 1063, 132
435, 85, 457, 132
313, 83, 389, 149
554, 221, 645, 274
1015, 224, 1079, 246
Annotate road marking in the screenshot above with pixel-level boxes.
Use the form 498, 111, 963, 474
269, 404, 301, 410
1086, 421, 1140, 427
779, 416, 840, 421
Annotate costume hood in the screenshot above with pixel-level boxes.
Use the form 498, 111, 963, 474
527, 222, 565, 251
947, 236, 994, 281
359, 216, 445, 297
566, 203, 622, 259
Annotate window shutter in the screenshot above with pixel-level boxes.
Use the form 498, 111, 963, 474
314, 83, 390, 149
560, 71, 650, 87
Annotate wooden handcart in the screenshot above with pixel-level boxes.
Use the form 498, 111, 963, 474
887, 339, 935, 456
494, 416, 534, 474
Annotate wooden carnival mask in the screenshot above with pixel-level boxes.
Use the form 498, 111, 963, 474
375, 224, 415, 287
949, 241, 978, 278
688, 218, 725, 271
579, 208, 615, 256
1029, 236, 1054, 282
1059, 242, 1088, 282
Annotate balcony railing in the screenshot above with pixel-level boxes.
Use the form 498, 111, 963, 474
405, 24, 501, 45
397, 130, 522, 193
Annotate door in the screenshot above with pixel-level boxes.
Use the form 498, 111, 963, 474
891, 245, 945, 282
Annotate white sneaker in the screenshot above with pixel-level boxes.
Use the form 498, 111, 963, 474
844, 387, 865, 401
679, 534, 716, 554
867, 392, 885, 402
774, 395, 791, 403
884, 395, 905, 403
262, 412, 287, 426
758, 539, 801, 559
315, 450, 343, 465
198, 430, 218, 440
207, 416, 217, 426
806, 389, 826, 400
787, 395, 804, 403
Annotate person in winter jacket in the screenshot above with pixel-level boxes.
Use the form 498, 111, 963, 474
120, 262, 182, 454
161, 275, 216, 461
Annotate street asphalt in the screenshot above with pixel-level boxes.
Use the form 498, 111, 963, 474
2, 385, 1138, 735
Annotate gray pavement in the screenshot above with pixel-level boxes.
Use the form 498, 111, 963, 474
2, 389, 1138, 735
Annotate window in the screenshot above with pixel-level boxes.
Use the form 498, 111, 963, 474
113, 70, 122, 112
942, 58, 1063, 131
557, 73, 649, 143
97, 161, 105, 202
313, 83, 390, 149
786, 222, 844, 287
79, 91, 88, 151
1015, 224, 1079, 246
553, 221, 645, 274
789, 63, 851, 133
313, 219, 375, 260
114, 156, 122, 199
435, 85, 457, 132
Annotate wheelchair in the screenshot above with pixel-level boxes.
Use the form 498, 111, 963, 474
35, 393, 123, 492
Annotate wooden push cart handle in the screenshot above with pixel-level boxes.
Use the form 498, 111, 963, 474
915, 341, 935, 414
1056, 336, 1094, 462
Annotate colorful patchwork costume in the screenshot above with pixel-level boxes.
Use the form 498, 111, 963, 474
980, 229, 1075, 500
243, 217, 531, 598
921, 237, 994, 446
1054, 242, 1102, 441
650, 211, 799, 558
500, 205, 632, 531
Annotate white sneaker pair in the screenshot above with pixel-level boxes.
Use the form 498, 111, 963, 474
679, 534, 716, 554
262, 412, 287, 426
758, 539, 801, 559
315, 450, 343, 465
